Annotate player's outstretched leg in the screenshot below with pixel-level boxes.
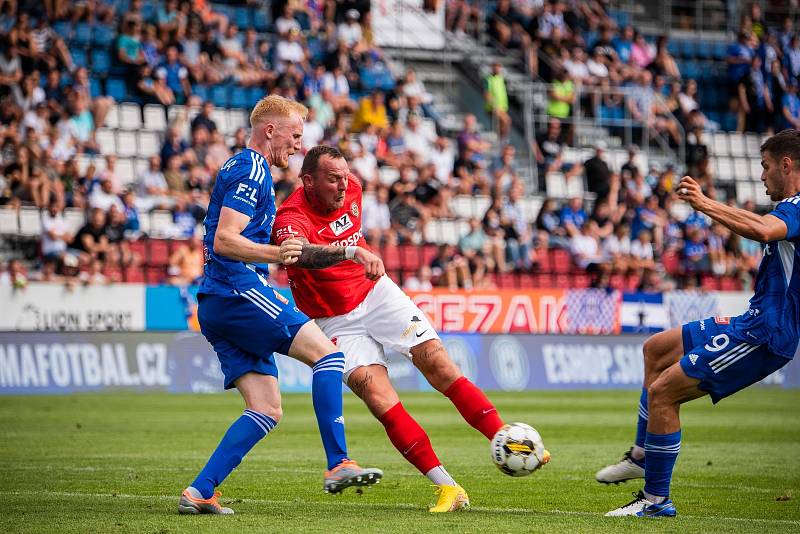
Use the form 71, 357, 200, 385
179, 374, 280, 515
290, 323, 383, 493
597, 327, 684, 484
348, 364, 469, 512
410, 340, 504, 440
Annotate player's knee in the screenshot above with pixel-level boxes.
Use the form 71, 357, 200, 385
247, 403, 282, 424
647, 379, 673, 411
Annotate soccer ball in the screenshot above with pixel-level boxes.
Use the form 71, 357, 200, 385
490, 422, 550, 477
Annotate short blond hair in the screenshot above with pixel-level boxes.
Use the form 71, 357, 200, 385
250, 95, 308, 127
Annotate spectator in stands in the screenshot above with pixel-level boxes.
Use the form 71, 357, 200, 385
571, 220, 605, 270
362, 184, 391, 245
484, 62, 511, 141
402, 265, 433, 292
167, 233, 204, 286
389, 190, 423, 243
89, 176, 124, 212
547, 69, 575, 122
337, 9, 363, 50
230, 127, 247, 153
559, 196, 587, 238
602, 223, 632, 273
74, 207, 113, 265
456, 113, 490, 164
431, 243, 472, 290
740, 55, 772, 133
117, 19, 146, 91
0, 43, 23, 95
155, 0, 184, 39
501, 185, 533, 271
67, 97, 100, 155
106, 203, 134, 266
160, 126, 190, 170
533, 117, 582, 189
191, 101, 217, 133
275, 4, 302, 37
614, 25, 635, 65
321, 63, 355, 112
630, 229, 656, 271
630, 31, 655, 70
41, 199, 72, 265
781, 79, 800, 130
727, 31, 754, 115
683, 226, 710, 273
459, 216, 496, 279
138, 64, 175, 106
651, 35, 681, 80
584, 140, 612, 201
275, 27, 308, 74
156, 45, 191, 104
429, 136, 454, 186
351, 90, 388, 132
0, 259, 28, 289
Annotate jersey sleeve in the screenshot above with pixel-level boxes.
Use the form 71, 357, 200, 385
273, 206, 312, 244
770, 199, 800, 240
219, 158, 261, 218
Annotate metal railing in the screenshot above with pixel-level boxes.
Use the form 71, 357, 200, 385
522, 82, 686, 190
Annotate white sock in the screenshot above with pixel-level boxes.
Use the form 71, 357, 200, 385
644, 491, 666, 504
631, 445, 645, 460
425, 465, 457, 487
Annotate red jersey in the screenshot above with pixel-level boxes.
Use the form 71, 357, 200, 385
272, 176, 376, 318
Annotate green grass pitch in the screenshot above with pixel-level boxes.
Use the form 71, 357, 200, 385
1, 389, 799, 533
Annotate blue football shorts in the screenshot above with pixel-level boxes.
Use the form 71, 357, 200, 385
679, 316, 791, 403
197, 285, 310, 389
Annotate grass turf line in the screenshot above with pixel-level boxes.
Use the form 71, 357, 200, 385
0, 389, 798, 533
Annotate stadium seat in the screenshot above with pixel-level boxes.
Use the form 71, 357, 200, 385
253, 8, 270, 31
210, 109, 229, 134
18, 207, 42, 236
382, 245, 402, 270
146, 265, 167, 284
399, 245, 421, 271
93, 24, 115, 47
422, 244, 438, 265
573, 273, 591, 288
732, 158, 749, 180
720, 276, 741, 291
143, 104, 167, 131
103, 103, 120, 129
91, 49, 110, 74
518, 273, 535, 288
661, 251, 681, 275
497, 272, 517, 288
210, 85, 229, 107
73, 22, 93, 47
148, 239, 171, 266
701, 275, 720, 291
138, 131, 160, 157
116, 130, 138, 158
551, 249, 571, 274
235, 6, 252, 29
96, 128, 115, 154
0, 208, 18, 234
106, 78, 127, 101
70, 48, 88, 69
554, 274, 571, 288
729, 133, 746, 155
230, 86, 249, 109
53, 20, 72, 40
119, 103, 142, 129
378, 166, 399, 185
228, 109, 249, 131
149, 210, 174, 236
711, 132, 729, 156
716, 157, 734, 182
89, 77, 102, 98
117, 158, 135, 186
124, 265, 145, 283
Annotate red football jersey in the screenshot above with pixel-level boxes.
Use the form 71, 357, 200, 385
272, 175, 376, 318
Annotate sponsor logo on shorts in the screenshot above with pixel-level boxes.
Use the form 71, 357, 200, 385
401, 315, 424, 339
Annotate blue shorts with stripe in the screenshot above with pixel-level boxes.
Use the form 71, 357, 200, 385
679, 316, 790, 404
197, 285, 310, 390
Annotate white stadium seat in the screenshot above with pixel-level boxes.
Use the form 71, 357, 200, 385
0, 208, 18, 234
63, 208, 86, 234
210, 109, 229, 135
712, 132, 729, 156
728, 132, 745, 155
116, 130, 138, 158
138, 131, 160, 157
715, 156, 733, 182
103, 104, 120, 129
117, 158, 135, 187
96, 128, 115, 155
18, 207, 41, 236
119, 103, 142, 129
143, 104, 168, 131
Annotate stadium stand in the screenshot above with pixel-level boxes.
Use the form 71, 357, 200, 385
0, 0, 789, 293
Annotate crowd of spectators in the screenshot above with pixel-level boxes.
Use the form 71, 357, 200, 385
0, 0, 776, 294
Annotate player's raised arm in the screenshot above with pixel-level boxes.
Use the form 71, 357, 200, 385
215, 206, 302, 264
677, 175, 788, 243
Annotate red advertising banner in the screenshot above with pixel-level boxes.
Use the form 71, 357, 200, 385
406, 289, 569, 334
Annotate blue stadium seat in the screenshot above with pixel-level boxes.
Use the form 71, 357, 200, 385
91, 49, 111, 74
93, 24, 115, 48
210, 84, 229, 107
247, 86, 263, 107
70, 48, 89, 69
89, 77, 102, 98
680, 40, 696, 58
713, 41, 727, 60
53, 20, 72, 40
667, 39, 680, 57
73, 22, 93, 47
106, 77, 127, 101
696, 40, 712, 60
230, 85, 249, 109
192, 84, 209, 102
235, 6, 251, 29
253, 8, 270, 31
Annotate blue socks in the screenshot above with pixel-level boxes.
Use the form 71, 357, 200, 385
312, 352, 348, 470
632, 387, 648, 467
192, 409, 277, 499
644, 430, 681, 499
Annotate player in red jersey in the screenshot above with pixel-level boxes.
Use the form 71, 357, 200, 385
274, 146, 542, 512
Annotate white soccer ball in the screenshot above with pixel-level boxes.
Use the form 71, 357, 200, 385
490, 422, 550, 477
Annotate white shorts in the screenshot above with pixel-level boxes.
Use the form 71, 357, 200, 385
315, 275, 439, 381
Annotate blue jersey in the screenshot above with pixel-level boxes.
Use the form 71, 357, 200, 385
730, 196, 800, 358
199, 148, 276, 296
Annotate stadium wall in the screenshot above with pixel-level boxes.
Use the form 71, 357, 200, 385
0, 332, 797, 395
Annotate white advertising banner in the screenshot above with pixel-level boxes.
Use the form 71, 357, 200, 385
372, 0, 445, 49
0, 283, 145, 331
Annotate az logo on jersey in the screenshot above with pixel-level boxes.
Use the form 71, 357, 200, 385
329, 214, 354, 236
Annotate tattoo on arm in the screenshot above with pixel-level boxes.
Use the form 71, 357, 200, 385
294, 237, 346, 269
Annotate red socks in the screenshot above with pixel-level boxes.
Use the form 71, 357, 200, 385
378, 402, 441, 474
444, 376, 504, 439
